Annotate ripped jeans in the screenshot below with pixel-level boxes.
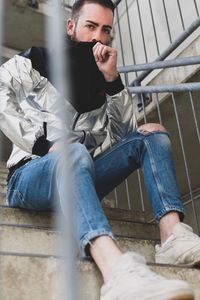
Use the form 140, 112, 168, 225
7, 130, 184, 257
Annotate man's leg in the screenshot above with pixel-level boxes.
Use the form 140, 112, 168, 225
94, 124, 184, 228
94, 124, 200, 266
7, 142, 194, 299
7, 144, 121, 283
7, 151, 60, 211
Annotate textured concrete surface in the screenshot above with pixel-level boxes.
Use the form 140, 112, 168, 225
0, 255, 64, 300
3, 0, 70, 51
0, 224, 157, 262
1, 255, 200, 300
109, 219, 159, 239
0, 207, 159, 238
1, 207, 55, 227
0, 225, 59, 256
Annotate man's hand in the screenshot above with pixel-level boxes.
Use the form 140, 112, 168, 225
93, 42, 119, 82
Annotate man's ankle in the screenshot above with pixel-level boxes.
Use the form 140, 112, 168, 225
89, 236, 122, 283
159, 212, 180, 245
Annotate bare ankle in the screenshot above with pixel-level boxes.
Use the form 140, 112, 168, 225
159, 212, 180, 245
88, 236, 122, 283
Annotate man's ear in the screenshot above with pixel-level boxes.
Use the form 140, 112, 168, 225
66, 19, 75, 36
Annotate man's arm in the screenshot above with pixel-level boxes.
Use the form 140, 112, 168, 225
93, 43, 136, 142
0, 55, 52, 155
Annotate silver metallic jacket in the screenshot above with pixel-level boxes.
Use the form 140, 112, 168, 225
0, 55, 136, 168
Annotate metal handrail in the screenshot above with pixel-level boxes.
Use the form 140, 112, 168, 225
128, 82, 200, 94
118, 55, 200, 73
130, 16, 200, 85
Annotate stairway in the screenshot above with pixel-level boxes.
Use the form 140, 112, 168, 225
0, 161, 200, 300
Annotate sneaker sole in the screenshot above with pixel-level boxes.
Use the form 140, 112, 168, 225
155, 260, 200, 268
140, 292, 194, 300
135, 284, 194, 300
169, 294, 194, 300
101, 293, 194, 300
193, 260, 200, 267
101, 289, 194, 300
176, 259, 200, 268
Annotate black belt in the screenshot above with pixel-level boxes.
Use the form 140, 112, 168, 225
7, 157, 32, 182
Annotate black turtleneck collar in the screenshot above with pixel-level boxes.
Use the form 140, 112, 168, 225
63, 35, 107, 113
20, 36, 124, 114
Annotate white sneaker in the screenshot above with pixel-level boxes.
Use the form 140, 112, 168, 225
100, 252, 194, 300
155, 222, 200, 266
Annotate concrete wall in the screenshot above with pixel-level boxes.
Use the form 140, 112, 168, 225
2, 0, 70, 51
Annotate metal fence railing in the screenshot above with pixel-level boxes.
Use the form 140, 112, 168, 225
104, 83, 200, 230
114, 0, 200, 65
103, 0, 200, 235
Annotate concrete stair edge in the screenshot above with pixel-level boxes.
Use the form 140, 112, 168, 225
0, 223, 158, 261
1, 253, 200, 300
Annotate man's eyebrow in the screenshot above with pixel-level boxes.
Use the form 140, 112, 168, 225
85, 20, 112, 30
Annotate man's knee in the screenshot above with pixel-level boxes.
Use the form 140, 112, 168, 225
68, 143, 93, 170
138, 123, 167, 134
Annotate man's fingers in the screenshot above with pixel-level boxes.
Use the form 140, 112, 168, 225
93, 43, 109, 62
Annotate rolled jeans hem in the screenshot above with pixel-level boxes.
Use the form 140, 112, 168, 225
80, 229, 115, 258
155, 206, 185, 222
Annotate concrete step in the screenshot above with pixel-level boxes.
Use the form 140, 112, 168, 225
0, 225, 58, 256
0, 161, 6, 171
0, 192, 7, 205
0, 224, 157, 261
0, 168, 7, 175
0, 206, 55, 227
0, 203, 152, 225
0, 207, 159, 238
0, 253, 200, 300
0, 183, 6, 194
109, 219, 159, 239
0, 172, 8, 179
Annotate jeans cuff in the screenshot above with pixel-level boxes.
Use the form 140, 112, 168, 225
155, 206, 185, 222
80, 228, 116, 258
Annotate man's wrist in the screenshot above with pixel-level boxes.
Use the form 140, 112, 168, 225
104, 72, 119, 82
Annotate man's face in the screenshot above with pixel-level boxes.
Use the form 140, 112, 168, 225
67, 3, 113, 45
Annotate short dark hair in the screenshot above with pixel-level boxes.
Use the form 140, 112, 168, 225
71, 0, 115, 21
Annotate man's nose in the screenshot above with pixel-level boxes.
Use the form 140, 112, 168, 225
91, 31, 103, 43
92, 39, 101, 43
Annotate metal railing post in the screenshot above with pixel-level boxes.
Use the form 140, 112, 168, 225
45, 1, 79, 299
0, 0, 4, 162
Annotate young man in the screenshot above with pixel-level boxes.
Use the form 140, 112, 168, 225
0, 0, 200, 299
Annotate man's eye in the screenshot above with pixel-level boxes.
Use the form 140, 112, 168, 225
86, 24, 95, 29
104, 29, 111, 35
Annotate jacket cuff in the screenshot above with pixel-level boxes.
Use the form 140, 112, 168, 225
105, 74, 124, 96
32, 135, 54, 156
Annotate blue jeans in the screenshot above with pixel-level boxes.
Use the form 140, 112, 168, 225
7, 130, 184, 257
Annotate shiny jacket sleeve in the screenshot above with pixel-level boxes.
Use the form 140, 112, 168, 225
0, 55, 47, 154
106, 85, 136, 143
